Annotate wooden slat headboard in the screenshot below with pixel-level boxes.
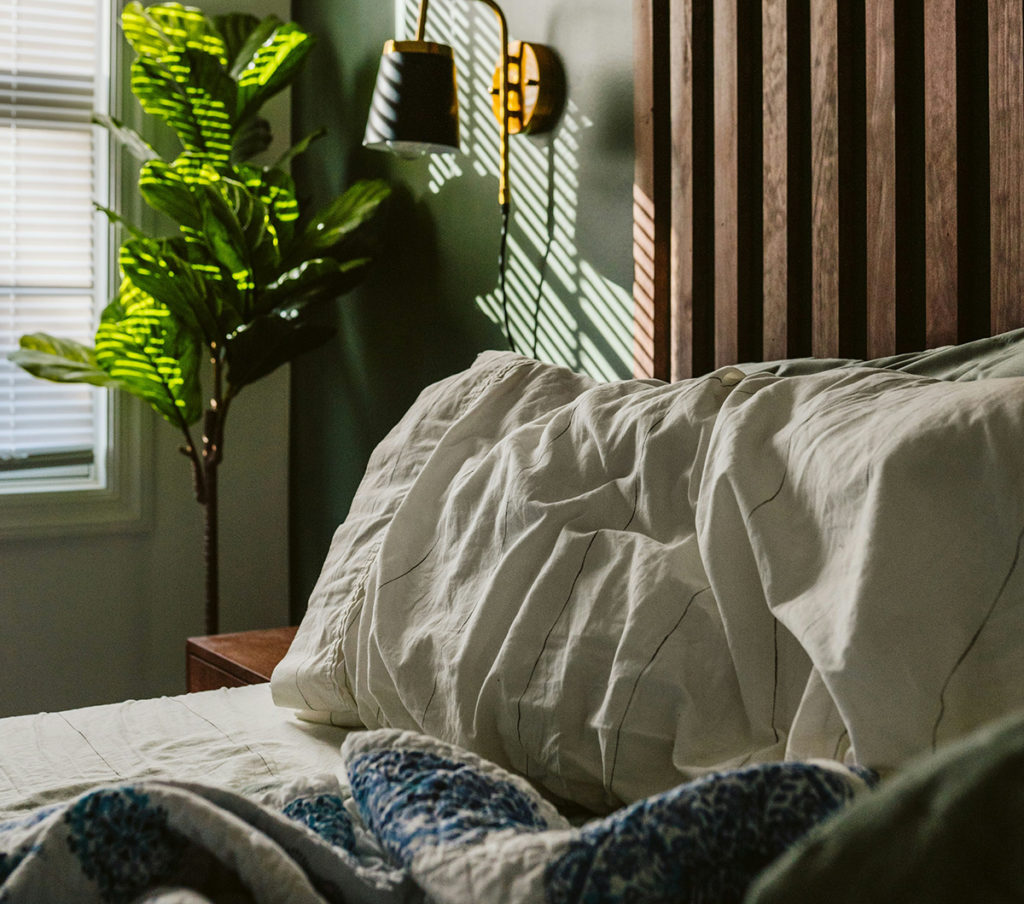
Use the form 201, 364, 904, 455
633, 0, 1024, 381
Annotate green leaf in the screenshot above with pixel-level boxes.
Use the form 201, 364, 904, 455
199, 183, 252, 275
122, 2, 227, 64
234, 22, 314, 125
213, 12, 261, 69
131, 49, 236, 166
195, 179, 281, 310
224, 302, 335, 390
92, 113, 159, 162
291, 179, 390, 263
165, 151, 222, 187
195, 182, 257, 301
227, 15, 282, 79
258, 257, 370, 314
95, 203, 149, 241
231, 115, 272, 163
119, 237, 224, 343
138, 160, 202, 228
120, 2, 176, 58
272, 127, 324, 170
94, 282, 203, 425
9, 334, 122, 388
238, 165, 299, 248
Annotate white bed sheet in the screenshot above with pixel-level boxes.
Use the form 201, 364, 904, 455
0, 684, 352, 820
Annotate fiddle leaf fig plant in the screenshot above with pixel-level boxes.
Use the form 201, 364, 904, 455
8, 3, 390, 634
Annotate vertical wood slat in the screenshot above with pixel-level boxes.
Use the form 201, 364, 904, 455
762, 0, 788, 361
632, 0, 671, 380
924, 0, 959, 347
989, 0, 1024, 336
865, 0, 896, 357
713, 0, 740, 367
810, 0, 840, 357
670, 0, 695, 380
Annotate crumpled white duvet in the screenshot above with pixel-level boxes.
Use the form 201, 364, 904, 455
273, 352, 1024, 812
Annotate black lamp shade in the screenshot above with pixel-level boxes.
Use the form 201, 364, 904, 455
363, 41, 461, 156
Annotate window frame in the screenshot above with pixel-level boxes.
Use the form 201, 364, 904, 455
0, 0, 151, 539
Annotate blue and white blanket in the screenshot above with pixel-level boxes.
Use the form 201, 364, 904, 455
0, 729, 873, 903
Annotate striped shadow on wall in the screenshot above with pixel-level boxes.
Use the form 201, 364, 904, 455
633, 0, 1024, 380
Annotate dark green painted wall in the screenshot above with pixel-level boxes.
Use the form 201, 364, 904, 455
289, 0, 634, 614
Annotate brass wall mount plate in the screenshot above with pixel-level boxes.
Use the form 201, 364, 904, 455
491, 41, 565, 135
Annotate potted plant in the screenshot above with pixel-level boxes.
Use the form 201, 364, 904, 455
8, 2, 390, 634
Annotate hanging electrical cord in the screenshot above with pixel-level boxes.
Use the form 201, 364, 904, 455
497, 199, 520, 354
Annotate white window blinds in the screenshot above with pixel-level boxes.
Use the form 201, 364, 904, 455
0, 0, 106, 474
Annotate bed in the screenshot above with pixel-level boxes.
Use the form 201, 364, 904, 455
3, 1, 1024, 901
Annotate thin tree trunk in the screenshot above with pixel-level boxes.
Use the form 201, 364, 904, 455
203, 459, 219, 635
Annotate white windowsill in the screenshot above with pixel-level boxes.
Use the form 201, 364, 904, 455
0, 393, 152, 539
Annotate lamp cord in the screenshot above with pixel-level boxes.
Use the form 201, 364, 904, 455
498, 199, 519, 354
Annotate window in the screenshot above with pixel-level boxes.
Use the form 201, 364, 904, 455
0, 0, 146, 535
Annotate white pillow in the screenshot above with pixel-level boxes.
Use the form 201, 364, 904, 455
698, 368, 1024, 772
271, 352, 598, 721
275, 353, 1024, 811
273, 354, 793, 811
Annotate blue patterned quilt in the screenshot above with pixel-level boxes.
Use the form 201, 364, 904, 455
0, 729, 873, 903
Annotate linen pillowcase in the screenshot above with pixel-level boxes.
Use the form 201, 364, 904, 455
279, 355, 803, 813
270, 351, 600, 722
697, 367, 1024, 773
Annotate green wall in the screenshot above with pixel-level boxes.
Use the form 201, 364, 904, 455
289, 0, 635, 614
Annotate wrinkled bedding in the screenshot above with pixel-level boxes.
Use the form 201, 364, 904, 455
5, 349, 1023, 900
274, 352, 1024, 811
0, 728, 872, 903
0, 685, 350, 821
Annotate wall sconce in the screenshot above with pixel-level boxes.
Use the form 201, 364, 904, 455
363, 0, 565, 208
362, 0, 565, 352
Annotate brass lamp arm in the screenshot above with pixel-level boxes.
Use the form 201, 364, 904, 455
414, 0, 429, 41
412, 0, 511, 208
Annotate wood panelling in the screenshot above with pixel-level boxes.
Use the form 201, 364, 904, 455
669, 0, 695, 380
989, 0, 1024, 336
634, 0, 1024, 376
762, 0, 789, 361
865, 0, 896, 356
924, 0, 959, 347
714, 0, 741, 366
809, 0, 839, 357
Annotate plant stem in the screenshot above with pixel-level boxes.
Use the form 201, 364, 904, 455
201, 344, 227, 635
179, 422, 205, 504
203, 443, 219, 635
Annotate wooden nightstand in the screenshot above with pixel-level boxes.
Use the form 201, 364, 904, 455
186, 626, 298, 692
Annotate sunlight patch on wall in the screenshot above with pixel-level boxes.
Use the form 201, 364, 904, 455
394, 0, 632, 380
